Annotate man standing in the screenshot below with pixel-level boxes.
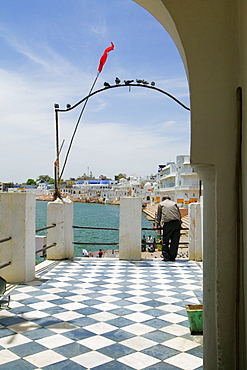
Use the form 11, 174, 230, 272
156, 195, 181, 261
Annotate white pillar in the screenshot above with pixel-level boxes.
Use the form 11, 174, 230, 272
189, 202, 203, 261
119, 197, 142, 260
188, 203, 196, 260
194, 202, 202, 261
46, 198, 74, 260
0, 193, 35, 283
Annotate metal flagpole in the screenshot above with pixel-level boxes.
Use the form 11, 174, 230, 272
53, 42, 114, 195
59, 72, 100, 181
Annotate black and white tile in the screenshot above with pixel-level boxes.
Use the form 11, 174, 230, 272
0, 258, 203, 369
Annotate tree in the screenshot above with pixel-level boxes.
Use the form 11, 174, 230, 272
26, 179, 36, 185
117, 173, 127, 181
36, 175, 52, 183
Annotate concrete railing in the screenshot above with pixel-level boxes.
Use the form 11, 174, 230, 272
46, 198, 74, 260
1, 194, 181, 284
0, 192, 204, 285
0, 193, 36, 283
119, 197, 142, 261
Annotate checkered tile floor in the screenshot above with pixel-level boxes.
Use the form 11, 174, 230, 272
0, 258, 203, 369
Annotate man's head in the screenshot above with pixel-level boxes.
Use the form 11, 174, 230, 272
162, 195, 171, 201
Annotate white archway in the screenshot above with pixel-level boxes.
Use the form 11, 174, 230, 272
134, 1, 243, 369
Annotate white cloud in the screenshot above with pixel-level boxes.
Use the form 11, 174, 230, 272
59, 119, 189, 179
0, 63, 190, 183
0, 2, 190, 183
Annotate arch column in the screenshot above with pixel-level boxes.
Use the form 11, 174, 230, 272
134, 1, 241, 368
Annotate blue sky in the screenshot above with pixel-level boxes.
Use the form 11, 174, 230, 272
0, 0, 190, 183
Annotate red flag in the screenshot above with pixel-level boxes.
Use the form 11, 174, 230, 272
98, 42, 114, 72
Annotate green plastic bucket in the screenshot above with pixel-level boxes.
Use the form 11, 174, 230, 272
186, 304, 203, 335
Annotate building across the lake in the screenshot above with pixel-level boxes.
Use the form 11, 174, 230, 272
1, 155, 201, 208
60, 155, 201, 207
155, 155, 201, 207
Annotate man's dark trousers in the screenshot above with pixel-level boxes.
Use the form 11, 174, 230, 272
162, 220, 181, 261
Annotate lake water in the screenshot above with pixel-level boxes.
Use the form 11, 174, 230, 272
36, 201, 157, 258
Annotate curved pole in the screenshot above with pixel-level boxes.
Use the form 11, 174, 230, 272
56, 83, 190, 113
55, 83, 190, 188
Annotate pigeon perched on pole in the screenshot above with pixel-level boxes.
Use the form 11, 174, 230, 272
124, 80, 134, 85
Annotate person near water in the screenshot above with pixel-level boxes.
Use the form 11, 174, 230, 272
98, 249, 103, 258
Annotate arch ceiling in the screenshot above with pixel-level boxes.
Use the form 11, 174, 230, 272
133, 0, 188, 78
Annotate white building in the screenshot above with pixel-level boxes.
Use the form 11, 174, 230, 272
59, 158, 200, 206
157, 155, 200, 207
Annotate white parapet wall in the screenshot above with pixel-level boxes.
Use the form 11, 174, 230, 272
119, 197, 142, 261
0, 193, 36, 283
46, 197, 74, 260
